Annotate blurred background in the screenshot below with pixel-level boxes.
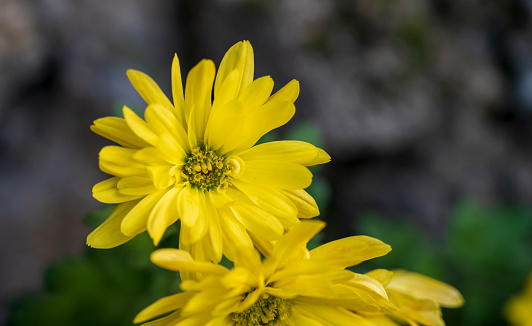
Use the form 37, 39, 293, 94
2, 0, 532, 325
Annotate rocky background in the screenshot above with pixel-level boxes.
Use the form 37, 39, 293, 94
2, 0, 532, 324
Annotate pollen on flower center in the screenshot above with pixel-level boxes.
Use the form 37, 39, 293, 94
182, 147, 231, 191
231, 295, 293, 326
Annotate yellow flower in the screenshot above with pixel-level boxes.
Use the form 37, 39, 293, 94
87, 41, 330, 263
133, 220, 397, 326
364, 269, 464, 326
505, 271, 532, 326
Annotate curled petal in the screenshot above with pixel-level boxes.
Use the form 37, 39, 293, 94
387, 270, 465, 308
279, 189, 319, 219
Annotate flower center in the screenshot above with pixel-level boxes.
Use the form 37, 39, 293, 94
231, 295, 293, 326
182, 147, 230, 191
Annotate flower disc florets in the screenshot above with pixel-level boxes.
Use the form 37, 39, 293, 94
182, 147, 230, 191
232, 295, 293, 326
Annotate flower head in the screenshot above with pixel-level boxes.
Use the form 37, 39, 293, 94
87, 41, 330, 263
133, 220, 396, 325
364, 269, 464, 326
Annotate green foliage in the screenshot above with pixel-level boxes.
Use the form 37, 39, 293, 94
7, 206, 180, 326
356, 199, 532, 326
356, 212, 446, 279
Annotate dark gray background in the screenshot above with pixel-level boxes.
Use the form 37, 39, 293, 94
2, 0, 532, 323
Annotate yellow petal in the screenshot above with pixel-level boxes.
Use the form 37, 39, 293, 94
267, 79, 299, 104
232, 180, 297, 227
366, 269, 394, 287
178, 314, 220, 326
345, 273, 389, 300
126, 69, 174, 112
99, 146, 141, 166
271, 220, 325, 265
230, 202, 284, 241
310, 236, 391, 269
204, 195, 223, 263
187, 106, 198, 148
123, 106, 159, 146
204, 100, 244, 151
279, 189, 319, 219
235, 100, 295, 151
145, 103, 189, 151
207, 188, 234, 208
99, 146, 148, 178
270, 274, 335, 298
157, 133, 186, 165
217, 207, 254, 261
134, 292, 193, 324
139, 310, 181, 326
386, 290, 443, 326
304, 148, 331, 166
267, 259, 330, 284
214, 40, 254, 100
289, 312, 325, 326
387, 270, 465, 308
294, 303, 374, 326
205, 316, 232, 326
212, 69, 241, 111
147, 187, 180, 245
212, 296, 242, 316
177, 186, 201, 227
181, 283, 229, 313
86, 201, 139, 248
237, 288, 262, 312
364, 316, 401, 326
247, 232, 274, 258
233, 247, 262, 273
179, 211, 208, 245
91, 116, 149, 148
93, 177, 144, 203
151, 248, 228, 275
117, 176, 157, 196
237, 75, 274, 110
120, 190, 167, 236
241, 160, 312, 189
184, 59, 215, 143
171, 53, 185, 124
132, 147, 166, 165
238, 140, 320, 165
146, 165, 175, 189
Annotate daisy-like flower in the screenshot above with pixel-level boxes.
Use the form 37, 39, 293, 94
87, 41, 330, 263
364, 269, 464, 326
505, 271, 532, 326
133, 220, 397, 326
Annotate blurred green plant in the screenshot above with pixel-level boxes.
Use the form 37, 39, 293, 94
7, 205, 181, 326
356, 199, 532, 326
